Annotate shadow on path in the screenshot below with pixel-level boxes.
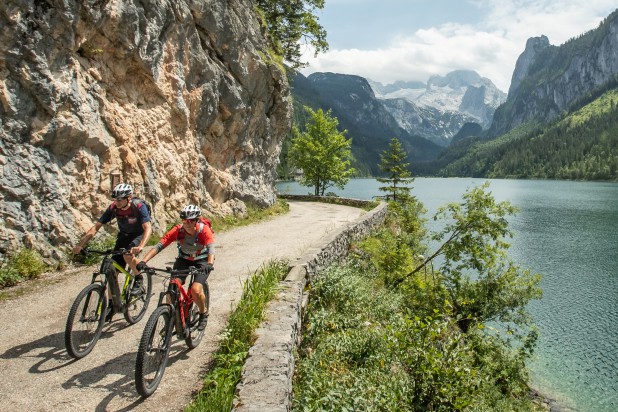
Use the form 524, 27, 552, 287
62, 339, 197, 411
0, 318, 133, 374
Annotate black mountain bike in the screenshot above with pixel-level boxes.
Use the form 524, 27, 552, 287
64, 248, 153, 359
135, 266, 209, 397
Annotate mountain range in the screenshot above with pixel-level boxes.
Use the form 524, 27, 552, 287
369, 70, 506, 146
287, 8, 618, 179
288, 71, 443, 176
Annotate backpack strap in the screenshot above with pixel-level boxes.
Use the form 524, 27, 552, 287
177, 222, 208, 260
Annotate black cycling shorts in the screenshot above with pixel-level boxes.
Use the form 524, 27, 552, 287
172, 258, 210, 286
113, 233, 143, 268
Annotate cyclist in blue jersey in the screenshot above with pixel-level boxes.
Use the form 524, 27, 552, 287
73, 183, 152, 295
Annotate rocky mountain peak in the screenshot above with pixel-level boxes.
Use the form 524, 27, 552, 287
427, 69, 484, 89
508, 35, 551, 96
491, 9, 618, 136
368, 70, 506, 145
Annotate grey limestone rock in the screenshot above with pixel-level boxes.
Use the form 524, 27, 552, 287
0, 0, 292, 261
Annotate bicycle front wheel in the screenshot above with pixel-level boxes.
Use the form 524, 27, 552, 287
65, 283, 107, 359
185, 282, 209, 349
123, 272, 153, 324
135, 305, 173, 397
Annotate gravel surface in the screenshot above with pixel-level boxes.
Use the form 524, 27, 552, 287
0, 201, 364, 412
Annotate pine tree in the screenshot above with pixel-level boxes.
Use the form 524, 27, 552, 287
377, 137, 414, 202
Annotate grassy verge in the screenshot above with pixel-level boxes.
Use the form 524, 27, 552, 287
292, 259, 543, 411
185, 259, 290, 412
292, 192, 543, 411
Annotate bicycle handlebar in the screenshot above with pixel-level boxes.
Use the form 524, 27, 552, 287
81, 248, 133, 256
144, 265, 204, 277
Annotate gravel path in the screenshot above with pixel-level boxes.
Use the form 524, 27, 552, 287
0, 201, 364, 412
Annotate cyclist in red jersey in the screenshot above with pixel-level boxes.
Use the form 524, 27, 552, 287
137, 204, 214, 330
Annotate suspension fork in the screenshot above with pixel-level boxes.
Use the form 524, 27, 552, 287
76, 266, 107, 319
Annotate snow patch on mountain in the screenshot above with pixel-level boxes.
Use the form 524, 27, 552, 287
368, 70, 506, 146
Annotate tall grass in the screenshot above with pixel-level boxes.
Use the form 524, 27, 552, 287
186, 259, 289, 412
293, 258, 543, 411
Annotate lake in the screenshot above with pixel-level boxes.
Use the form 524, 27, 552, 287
277, 178, 618, 412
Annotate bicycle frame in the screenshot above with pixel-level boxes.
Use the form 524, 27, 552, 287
157, 275, 195, 338
86, 250, 134, 315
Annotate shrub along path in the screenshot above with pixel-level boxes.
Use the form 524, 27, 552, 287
0, 201, 364, 412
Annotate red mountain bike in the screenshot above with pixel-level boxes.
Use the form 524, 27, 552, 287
135, 265, 209, 397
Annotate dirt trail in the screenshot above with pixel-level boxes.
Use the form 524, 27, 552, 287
0, 201, 364, 412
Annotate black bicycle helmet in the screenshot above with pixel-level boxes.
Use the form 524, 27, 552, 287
180, 204, 201, 220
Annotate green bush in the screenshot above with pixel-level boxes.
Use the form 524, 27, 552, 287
293, 186, 543, 411
0, 248, 47, 288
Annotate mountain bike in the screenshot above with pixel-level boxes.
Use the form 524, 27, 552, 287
64, 248, 153, 359
135, 265, 209, 397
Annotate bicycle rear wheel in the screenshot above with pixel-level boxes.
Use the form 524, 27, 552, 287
135, 305, 173, 397
65, 283, 107, 359
185, 282, 209, 349
123, 272, 153, 324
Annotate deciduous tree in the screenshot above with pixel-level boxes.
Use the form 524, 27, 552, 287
255, 0, 328, 68
289, 107, 355, 196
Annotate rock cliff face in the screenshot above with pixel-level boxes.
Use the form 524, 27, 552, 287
0, 0, 292, 260
491, 9, 618, 136
507, 36, 551, 97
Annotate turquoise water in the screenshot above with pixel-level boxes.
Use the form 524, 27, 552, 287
277, 178, 618, 411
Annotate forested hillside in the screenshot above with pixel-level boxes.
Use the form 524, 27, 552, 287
438, 86, 618, 179
279, 71, 443, 178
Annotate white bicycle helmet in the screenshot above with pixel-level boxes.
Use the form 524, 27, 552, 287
112, 183, 133, 199
180, 204, 201, 220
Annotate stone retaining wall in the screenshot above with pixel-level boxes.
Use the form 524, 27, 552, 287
232, 199, 388, 411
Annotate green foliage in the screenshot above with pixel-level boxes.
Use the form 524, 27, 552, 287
377, 137, 415, 202
0, 248, 47, 288
186, 259, 289, 412
440, 87, 618, 180
289, 107, 355, 195
72, 235, 116, 266
359, 197, 427, 286
403, 182, 543, 333
293, 184, 543, 411
255, 0, 328, 69
294, 262, 542, 411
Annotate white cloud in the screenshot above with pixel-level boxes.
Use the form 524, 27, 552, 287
300, 1, 617, 92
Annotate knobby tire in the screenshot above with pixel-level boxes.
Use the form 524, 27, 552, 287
65, 283, 107, 359
135, 305, 173, 397
123, 272, 153, 324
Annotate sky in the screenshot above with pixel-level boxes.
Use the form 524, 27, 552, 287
299, 0, 618, 92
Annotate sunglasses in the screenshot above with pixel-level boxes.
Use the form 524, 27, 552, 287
181, 218, 197, 223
